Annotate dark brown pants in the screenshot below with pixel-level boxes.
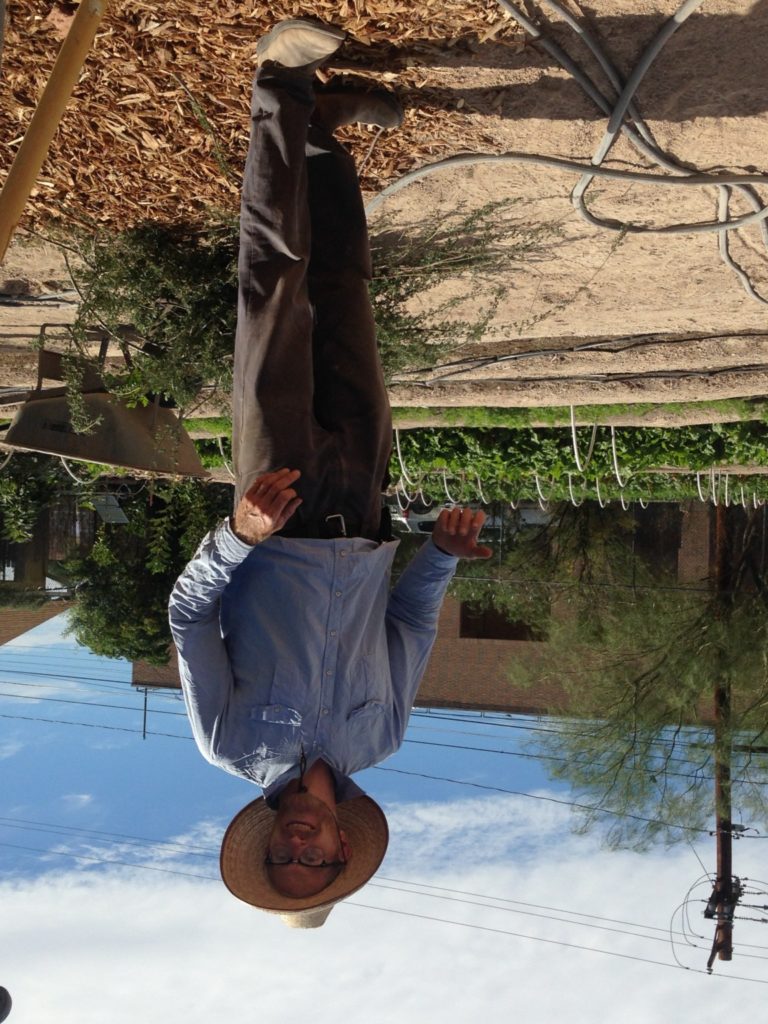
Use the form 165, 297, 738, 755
232, 65, 392, 540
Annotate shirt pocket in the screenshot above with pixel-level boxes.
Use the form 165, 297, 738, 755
346, 655, 387, 718
249, 669, 304, 727
241, 704, 303, 785
346, 699, 385, 722
344, 698, 390, 769
245, 674, 303, 770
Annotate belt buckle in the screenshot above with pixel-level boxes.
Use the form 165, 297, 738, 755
324, 513, 347, 538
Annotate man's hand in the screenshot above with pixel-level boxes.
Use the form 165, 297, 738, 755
431, 507, 493, 560
231, 468, 302, 545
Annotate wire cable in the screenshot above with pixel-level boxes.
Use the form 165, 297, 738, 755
368, 152, 768, 232
345, 901, 768, 983
0, 822, 709, 949
0, 838, 742, 967
372, 765, 712, 835
367, 0, 768, 312
0, 690, 187, 716
0, 710, 191, 739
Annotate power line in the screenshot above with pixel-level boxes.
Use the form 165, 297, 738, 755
0, 815, 705, 945
0, 711, 190, 739
0, 675, 753, 767
0, 819, 217, 858
0, 670, 183, 700
0, 813, 712, 944
0, 658, 128, 675
411, 711, 726, 757
5, 689, 764, 788
3, 835, 724, 955
0, 690, 186, 716
0, 840, 699, 957
0, 647, 127, 664
367, 880, 681, 946
0, 681, 721, 760
0, 659, 131, 675
403, 736, 768, 787
389, 870, 768, 954
4, 813, 767, 960
372, 765, 713, 835
0, 709, 755, 836
3, 684, 749, 770
414, 710, 722, 762
0, 841, 215, 881
4, 689, 753, 785
345, 902, 768, 984
407, 720, 740, 774
0, 835, 739, 959
11, 835, 766, 980
0, 830, 675, 946
0, 667, 137, 688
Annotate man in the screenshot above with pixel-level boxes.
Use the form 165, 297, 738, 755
169, 19, 491, 929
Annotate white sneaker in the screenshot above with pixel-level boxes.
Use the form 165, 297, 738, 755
256, 19, 346, 74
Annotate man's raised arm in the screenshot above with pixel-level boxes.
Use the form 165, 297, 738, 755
168, 519, 252, 761
386, 507, 492, 735
168, 467, 302, 759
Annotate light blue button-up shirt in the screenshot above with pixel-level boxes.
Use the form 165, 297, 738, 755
168, 520, 458, 804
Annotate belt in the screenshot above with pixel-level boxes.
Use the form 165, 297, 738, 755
279, 506, 393, 542
279, 513, 364, 540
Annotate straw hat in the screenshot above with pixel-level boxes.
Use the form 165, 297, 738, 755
220, 795, 388, 929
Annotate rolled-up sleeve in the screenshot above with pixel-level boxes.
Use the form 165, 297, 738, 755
168, 519, 253, 761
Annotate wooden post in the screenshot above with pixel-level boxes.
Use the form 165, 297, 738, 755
0, 0, 109, 261
713, 673, 734, 962
710, 504, 735, 964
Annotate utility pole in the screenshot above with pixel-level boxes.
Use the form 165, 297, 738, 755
703, 504, 743, 971
703, 672, 738, 969
142, 686, 148, 740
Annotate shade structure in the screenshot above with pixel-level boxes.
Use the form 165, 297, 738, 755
3, 392, 208, 477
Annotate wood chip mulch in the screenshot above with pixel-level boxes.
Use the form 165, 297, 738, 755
1, 0, 526, 231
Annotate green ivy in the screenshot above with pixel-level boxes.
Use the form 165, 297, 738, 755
390, 425, 768, 503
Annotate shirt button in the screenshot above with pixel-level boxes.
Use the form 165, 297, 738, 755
340, 551, 347, 558
325, 670, 332, 677
330, 630, 337, 637
335, 590, 342, 597
322, 708, 329, 716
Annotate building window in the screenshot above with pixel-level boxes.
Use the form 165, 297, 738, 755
459, 603, 545, 641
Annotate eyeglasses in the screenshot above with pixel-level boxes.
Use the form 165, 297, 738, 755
265, 820, 347, 869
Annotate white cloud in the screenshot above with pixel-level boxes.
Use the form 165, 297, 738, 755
60, 794, 94, 810
384, 791, 568, 867
4, 796, 767, 1024
0, 739, 23, 760
47, 818, 222, 874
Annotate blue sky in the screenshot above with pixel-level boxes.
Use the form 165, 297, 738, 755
0, 613, 558, 858
2, 613, 768, 1022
